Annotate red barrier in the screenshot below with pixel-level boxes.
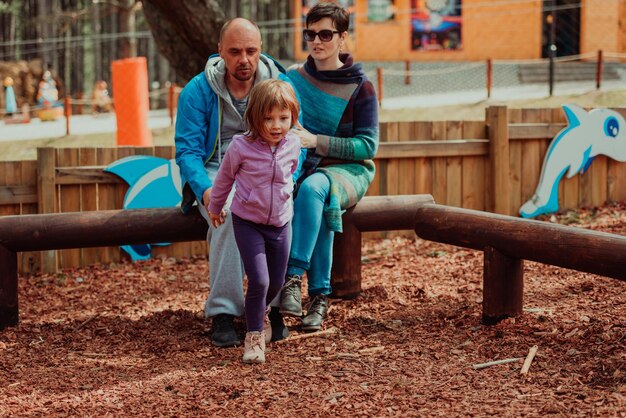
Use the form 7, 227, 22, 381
111, 57, 153, 146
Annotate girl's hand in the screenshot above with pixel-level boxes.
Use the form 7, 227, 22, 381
293, 126, 317, 149
208, 210, 227, 228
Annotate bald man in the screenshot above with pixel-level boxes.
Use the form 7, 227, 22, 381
175, 18, 293, 347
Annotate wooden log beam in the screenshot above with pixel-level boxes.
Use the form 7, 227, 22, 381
0, 245, 18, 330
414, 204, 626, 281
483, 246, 524, 324
331, 194, 435, 299
350, 194, 435, 232
0, 207, 208, 252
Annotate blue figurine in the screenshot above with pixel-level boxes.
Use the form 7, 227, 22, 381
3, 77, 17, 116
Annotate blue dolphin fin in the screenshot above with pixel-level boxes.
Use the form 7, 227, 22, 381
122, 244, 152, 261
104, 155, 170, 186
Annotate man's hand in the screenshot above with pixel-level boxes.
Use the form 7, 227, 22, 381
293, 126, 317, 149
208, 210, 227, 228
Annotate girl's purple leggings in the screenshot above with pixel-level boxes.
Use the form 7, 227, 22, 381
232, 214, 291, 332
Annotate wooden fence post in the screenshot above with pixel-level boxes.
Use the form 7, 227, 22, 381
486, 105, 510, 215
596, 49, 603, 90
376, 67, 383, 108
37, 147, 58, 273
330, 207, 362, 299
482, 246, 523, 324
486, 58, 492, 98
404, 60, 411, 85
0, 245, 18, 330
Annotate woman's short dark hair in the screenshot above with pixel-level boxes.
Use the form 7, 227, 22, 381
306, 2, 350, 33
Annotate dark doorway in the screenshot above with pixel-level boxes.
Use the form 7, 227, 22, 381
542, 0, 580, 58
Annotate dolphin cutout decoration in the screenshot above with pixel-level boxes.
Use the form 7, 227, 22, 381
520, 104, 626, 218
105, 155, 184, 260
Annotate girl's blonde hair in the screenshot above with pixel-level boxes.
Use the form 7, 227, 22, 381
244, 79, 300, 140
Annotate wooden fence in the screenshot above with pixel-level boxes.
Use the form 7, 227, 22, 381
1, 105, 625, 273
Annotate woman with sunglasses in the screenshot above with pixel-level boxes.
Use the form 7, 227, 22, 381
276, 2, 379, 333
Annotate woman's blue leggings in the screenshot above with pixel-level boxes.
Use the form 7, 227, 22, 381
287, 173, 333, 296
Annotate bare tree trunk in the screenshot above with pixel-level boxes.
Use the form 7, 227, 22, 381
141, 0, 225, 82
118, 0, 137, 59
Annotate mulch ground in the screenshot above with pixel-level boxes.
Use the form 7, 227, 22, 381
1, 204, 625, 417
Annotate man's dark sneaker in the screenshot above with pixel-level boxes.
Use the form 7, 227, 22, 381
301, 294, 328, 332
211, 314, 240, 347
279, 274, 303, 317
267, 307, 289, 342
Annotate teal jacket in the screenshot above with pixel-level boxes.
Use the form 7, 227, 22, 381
175, 54, 303, 214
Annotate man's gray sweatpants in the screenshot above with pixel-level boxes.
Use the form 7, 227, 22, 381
199, 162, 283, 318
198, 164, 245, 318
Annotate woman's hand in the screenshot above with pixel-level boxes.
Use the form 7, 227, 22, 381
293, 126, 318, 149
208, 210, 227, 228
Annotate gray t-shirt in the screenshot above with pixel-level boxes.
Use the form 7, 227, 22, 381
211, 94, 249, 163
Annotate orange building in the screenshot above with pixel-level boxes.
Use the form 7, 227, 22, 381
294, 0, 626, 62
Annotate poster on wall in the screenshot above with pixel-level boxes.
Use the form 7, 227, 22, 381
302, 0, 355, 51
411, 0, 462, 51
368, 0, 396, 22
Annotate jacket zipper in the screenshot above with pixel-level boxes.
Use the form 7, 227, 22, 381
267, 145, 278, 224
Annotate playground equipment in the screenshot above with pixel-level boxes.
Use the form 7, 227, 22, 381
1, 195, 626, 330
36, 70, 63, 121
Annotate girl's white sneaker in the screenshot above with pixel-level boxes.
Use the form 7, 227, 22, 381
242, 331, 266, 364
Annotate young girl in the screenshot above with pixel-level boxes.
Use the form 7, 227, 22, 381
208, 79, 303, 364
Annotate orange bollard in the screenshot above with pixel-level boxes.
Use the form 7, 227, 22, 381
111, 57, 153, 146
64, 96, 71, 136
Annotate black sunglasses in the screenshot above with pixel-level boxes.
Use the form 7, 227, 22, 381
303, 29, 340, 42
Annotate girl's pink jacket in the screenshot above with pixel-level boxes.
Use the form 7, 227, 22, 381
208, 132, 302, 227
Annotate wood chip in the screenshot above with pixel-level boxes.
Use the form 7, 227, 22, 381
520, 345, 539, 375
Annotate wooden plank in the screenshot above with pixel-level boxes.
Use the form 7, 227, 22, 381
0, 162, 21, 216
385, 122, 400, 197
55, 167, 123, 185
19, 160, 39, 274
445, 121, 463, 207
590, 156, 608, 207
375, 140, 489, 159
96, 147, 120, 264
579, 160, 593, 207
413, 157, 432, 195
561, 174, 579, 211
519, 111, 545, 215
431, 121, 448, 205
80, 148, 100, 267
508, 108, 522, 124
37, 148, 58, 273
57, 148, 81, 269
607, 159, 626, 202
413, 121, 433, 140
509, 140, 523, 215
508, 123, 566, 139
461, 121, 487, 211
0, 185, 38, 205
397, 122, 415, 195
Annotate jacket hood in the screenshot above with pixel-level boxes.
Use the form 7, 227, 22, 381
204, 53, 285, 99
